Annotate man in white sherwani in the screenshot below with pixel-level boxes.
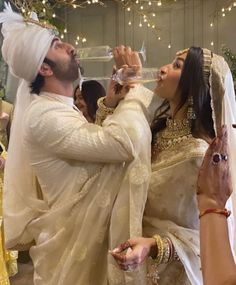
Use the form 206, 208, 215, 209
0, 3, 158, 285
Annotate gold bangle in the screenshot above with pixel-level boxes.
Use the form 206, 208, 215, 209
162, 237, 171, 264
152, 235, 164, 265
95, 97, 115, 125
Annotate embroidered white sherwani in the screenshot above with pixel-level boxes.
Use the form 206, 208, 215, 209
4, 85, 161, 285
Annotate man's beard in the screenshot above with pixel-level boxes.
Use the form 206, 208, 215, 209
52, 56, 79, 82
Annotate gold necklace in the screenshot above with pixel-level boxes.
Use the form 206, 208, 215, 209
153, 117, 192, 152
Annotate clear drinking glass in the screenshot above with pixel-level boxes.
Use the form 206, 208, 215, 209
76, 42, 146, 62
80, 67, 159, 86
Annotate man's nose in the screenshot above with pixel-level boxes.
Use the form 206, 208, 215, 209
64, 42, 76, 56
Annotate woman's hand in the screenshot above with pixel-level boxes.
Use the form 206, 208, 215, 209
197, 125, 232, 211
112, 45, 142, 70
109, 237, 156, 271
104, 66, 132, 108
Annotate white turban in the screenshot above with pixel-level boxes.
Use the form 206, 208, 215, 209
0, 2, 56, 82
0, 3, 58, 247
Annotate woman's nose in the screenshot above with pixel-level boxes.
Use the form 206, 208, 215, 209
159, 65, 168, 79
160, 66, 168, 75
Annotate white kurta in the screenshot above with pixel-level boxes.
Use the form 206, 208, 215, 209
143, 136, 208, 285
4, 85, 159, 285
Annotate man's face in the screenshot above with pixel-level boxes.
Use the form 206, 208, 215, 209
46, 37, 79, 82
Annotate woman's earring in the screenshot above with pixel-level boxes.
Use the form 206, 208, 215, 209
187, 96, 196, 120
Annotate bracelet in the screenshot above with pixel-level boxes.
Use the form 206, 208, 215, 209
95, 97, 115, 125
199, 208, 231, 219
165, 236, 180, 262
152, 235, 174, 265
152, 235, 164, 265
162, 237, 171, 264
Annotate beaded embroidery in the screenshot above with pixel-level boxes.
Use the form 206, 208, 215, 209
153, 117, 192, 153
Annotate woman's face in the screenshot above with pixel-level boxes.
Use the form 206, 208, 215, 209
154, 52, 187, 103
74, 88, 88, 115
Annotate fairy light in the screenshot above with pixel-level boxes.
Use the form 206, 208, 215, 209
61, 34, 64, 39
234, 2, 236, 7
222, 8, 225, 12
127, 7, 131, 11
75, 41, 79, 45
158, 36, 161, 40
168, 44, 171, 49
52, 13, 56, 18
82, 38, 87, 43
128, 20, 131, 25
228, 7, 232, 11
222, 13, 225, 17
210, 22, 213, 27
211, 41, 214, 46
152, 24, 155, 28
148, 1, 152, 5
64, 28, 67, 33
77, 36, 80, 40
140, 5, 143, 10
152, 13, 156, 17
73, 4, 77, 8
157, 1, 162, 6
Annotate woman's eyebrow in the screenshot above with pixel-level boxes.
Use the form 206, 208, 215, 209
176, 57, 185, 62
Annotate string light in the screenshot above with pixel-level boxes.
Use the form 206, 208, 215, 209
211, 41, 214, 46
168, 44, 171, 49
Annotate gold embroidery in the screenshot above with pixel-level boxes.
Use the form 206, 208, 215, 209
153, 118, 192, 154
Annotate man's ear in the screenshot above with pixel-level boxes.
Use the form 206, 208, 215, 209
39, 63, 53, 77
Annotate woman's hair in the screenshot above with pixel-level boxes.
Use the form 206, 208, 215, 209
74, 80, 106, 120
151, 46, 215, 146
30, 58, 56, 95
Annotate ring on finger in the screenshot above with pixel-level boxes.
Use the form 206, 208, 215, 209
212, 152, 228, 164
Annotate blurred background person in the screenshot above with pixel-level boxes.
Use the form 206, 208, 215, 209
0, 98, 17, 284
74, 80, 106, 123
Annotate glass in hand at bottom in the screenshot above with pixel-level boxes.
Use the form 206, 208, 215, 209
81, 67, 159, 85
